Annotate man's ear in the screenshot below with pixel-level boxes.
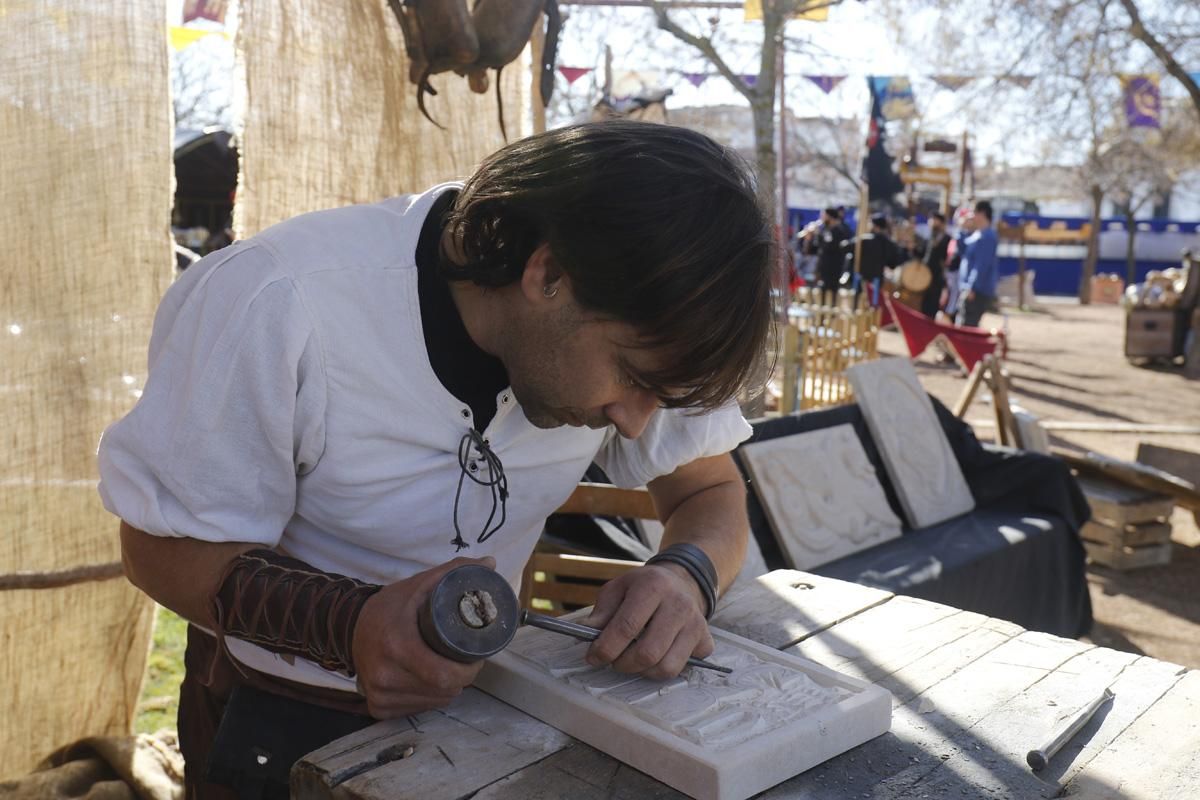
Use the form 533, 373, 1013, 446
519, 242, 568, 304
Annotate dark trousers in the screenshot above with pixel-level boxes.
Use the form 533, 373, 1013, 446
179, 626, 372, 799
957, 291, 995, 328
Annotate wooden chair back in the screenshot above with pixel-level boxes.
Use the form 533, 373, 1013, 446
520, 483, 655, 614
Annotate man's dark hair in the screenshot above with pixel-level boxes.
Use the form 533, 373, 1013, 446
974, 200, 993, 221
870, 214, 889, 231
444, 121, 775, 411
823, 206, 841, 218
931, 212, 946, 223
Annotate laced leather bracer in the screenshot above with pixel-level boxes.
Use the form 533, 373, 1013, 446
211, 549, 382, 677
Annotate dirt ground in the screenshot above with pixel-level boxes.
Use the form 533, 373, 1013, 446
877, 297, 1200, 670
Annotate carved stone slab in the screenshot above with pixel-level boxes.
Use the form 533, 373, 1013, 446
846, 357, 975, 527
475, 618, 892, 800
739, 425, 903, 570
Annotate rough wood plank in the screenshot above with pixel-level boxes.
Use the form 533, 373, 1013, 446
710, 570, 892, 650
291, 688, 571, 800
756, 630, 1086, 800
784, 598, 1016, 693
470, 740, 688, 800
1084, 540, 1173, 570
1137, 442, 1200, 486
555, 483, 657, 519
898, 644, 1141, 799
1044, 654, 1187, 787
1081, 519, 1172, 547
1061, 667, 1200, 800
1078, 476, 1174, 527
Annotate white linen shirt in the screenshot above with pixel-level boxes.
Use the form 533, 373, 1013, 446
97, 184, 752, 689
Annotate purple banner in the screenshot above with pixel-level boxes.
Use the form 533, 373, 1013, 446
804, 75, 845, 94
1122, 74, 1161, 128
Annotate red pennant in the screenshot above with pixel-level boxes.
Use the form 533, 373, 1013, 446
558, 67, 592, 86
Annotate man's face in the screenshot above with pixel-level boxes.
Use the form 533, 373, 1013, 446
930, 217, 945, 236
501, 296, 667, 440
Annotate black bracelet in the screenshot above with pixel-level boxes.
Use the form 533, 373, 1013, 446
646, 543, 719, 619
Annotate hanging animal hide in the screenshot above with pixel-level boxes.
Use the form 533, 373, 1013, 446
388, 0, 560, 139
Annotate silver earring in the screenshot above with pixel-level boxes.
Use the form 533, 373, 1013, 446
542, 284, 558, 298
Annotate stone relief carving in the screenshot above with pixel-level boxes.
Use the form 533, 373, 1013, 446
847, 358, 975, 528
740, 425, 903, 569
507, 628, 853, 750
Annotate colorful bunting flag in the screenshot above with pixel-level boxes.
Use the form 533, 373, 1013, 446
183, 0, 228, 25
741, 74, 758, 89
743, 0, 830, 22
169, 26, 229, 51
1121, 74, 1161, 128
869, 76, 916, 119
682, 72, 709, 88
558, 67, 592, 86
1000, 74, 1035, 89
1188, 71, 1200, 87
804, 75, 845, 94
931, 75, 972, 91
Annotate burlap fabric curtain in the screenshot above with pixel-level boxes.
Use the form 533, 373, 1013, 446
0, 1, 172, 779
235, 0, 529, 236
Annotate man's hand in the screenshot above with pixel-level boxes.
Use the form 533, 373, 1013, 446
581, 562, 714, 680
352, 556, 495, 719
967, 289, 976, 302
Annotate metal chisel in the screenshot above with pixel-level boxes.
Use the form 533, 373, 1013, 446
521, 609, 733, 674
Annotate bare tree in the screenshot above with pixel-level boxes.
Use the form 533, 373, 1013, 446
648, 1, 846, 230
888, 0, 1200, 302
171, 34, 235, 132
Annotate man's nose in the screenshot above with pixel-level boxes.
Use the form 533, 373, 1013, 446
604, 390, 660, 439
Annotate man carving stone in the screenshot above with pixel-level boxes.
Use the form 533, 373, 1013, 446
98, 121, 774, 798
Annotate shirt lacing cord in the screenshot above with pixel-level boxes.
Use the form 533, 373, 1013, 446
451, 428, 508, 552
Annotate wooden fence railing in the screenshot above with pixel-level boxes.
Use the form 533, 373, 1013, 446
776, 301, 882, 413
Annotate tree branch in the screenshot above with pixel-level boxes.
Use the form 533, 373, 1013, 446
649, 1, 756, 101
1117, 0, 1200, 119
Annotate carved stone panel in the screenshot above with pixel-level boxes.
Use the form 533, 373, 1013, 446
846, 358, 975, 528
740, 425, 903, 570
475, 620, 892, 800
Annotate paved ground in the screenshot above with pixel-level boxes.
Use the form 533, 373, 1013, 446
878, 297, 1200, 669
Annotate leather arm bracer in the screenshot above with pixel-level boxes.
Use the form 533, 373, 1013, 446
211, 549, 382, 677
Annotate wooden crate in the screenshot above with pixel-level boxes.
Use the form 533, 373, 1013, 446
1084, 540, 1172, 571
1124, 308, 1181, 358
1081, 520, 1172, 548
1077, 476, 1174, 527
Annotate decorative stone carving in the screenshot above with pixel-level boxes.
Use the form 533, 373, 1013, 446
847, 358, 975, 527
475, 620, 892, 800
740, 425, 903, 570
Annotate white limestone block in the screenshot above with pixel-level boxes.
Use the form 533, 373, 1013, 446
846, 357, 975, 527
475, 617, 892, 800
740, 424, 903, 570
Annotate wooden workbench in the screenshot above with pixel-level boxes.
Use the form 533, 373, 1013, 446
293, 570, 1199, 800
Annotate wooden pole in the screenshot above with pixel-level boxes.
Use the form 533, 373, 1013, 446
1018, 223, 1027, 310
777, 35, 789, 292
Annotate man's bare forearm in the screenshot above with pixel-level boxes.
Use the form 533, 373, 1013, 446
648, 454, 749, 596
119, 520, 257, 627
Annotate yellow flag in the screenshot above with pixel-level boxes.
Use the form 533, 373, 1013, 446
169, 26, 229, 51
744, 0, 830, 22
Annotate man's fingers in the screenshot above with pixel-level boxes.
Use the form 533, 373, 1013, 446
581, 579, 626, 630
587, 586, 657, 667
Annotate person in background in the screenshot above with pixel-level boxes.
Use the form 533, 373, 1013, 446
805, 207, 851, 306
957, 200, 999, 327
920, 212, 950, 319
853, 213, 905, 307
